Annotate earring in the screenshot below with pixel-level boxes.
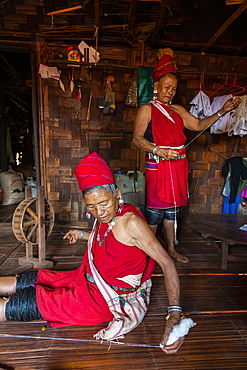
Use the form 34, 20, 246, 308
169, 100, 173, 117
118, 198, 124, 213
153, 89, 157, 101
119, 198, 124, 204
86, 210, 91, 219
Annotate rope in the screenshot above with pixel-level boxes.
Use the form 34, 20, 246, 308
43, 221, 89, 237
0, 213, 14, 225
0, 241, 22, 267
42, 221, 66, 235
208, 145, 228, 159
181, 122, 213, 152
168, 160, 178, 242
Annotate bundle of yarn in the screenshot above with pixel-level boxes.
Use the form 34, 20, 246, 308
160, 318, 196, 347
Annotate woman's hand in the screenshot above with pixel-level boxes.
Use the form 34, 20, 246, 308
221, 96, 241, 115
161, 336, 185, 354
160, 313, 185, 354
63, 229, 82, 244
155, 147, 179, 160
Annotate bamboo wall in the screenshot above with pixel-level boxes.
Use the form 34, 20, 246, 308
38, 46, 247, 222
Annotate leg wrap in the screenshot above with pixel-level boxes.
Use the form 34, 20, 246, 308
5, 271, 43, 321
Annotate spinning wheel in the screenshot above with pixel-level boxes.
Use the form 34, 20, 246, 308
12, 198, 54, 245
11, 186, 54, 269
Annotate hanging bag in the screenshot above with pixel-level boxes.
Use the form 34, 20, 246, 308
103, 76, 116, 114
88, 220, 152, 341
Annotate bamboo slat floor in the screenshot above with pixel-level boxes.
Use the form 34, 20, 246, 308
0, 204, 247, 369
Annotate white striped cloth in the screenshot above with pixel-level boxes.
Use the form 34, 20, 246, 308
88, 219, 152, 341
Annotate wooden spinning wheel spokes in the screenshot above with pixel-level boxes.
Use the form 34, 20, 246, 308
12, 197, 54, 245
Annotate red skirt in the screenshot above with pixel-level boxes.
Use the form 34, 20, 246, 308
36, 265, 113, 328
145, 156, 189, 208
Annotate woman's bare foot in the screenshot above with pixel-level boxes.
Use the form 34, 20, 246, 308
168, 250, 189, 263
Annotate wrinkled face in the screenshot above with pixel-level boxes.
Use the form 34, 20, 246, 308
84, 187, 121, 223
154, 74, 178, 104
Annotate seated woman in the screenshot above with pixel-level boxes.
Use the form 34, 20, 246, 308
0, 152, 184, 354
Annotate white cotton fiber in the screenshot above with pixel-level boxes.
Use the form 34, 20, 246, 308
160, 318, 196, 348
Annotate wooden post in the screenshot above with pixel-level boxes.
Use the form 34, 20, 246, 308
37, 186, 46, 262
35, 36, 47, 196
0, 91, 8, 172
24, 186, 33, 260
221, 240, 229, 270
30, 44, 41, 186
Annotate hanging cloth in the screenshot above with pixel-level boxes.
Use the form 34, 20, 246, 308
103, 76, 116, 114
210, 94, 236, 134
229, 95, 247, 136
241, 184, 247, 198
137, 67, 154, 107
189, 91, 213, 119
88, 219, 152, 341
222, 156, 247, 203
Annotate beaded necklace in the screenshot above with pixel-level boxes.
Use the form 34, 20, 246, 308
96, 203, 124, 246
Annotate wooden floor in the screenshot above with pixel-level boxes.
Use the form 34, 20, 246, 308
0, 204, 247, 370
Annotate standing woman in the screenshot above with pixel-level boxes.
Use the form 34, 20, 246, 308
133, 50, 241, 263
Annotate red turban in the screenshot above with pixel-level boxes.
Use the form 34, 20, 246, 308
152, 54, 176, 82
74, 152, 115, 192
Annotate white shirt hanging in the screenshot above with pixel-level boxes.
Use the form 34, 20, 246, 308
189, 91, 213, 119
229, 95, 247, 136
210, 94, 236, 134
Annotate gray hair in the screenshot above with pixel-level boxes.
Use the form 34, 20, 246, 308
83, 184, 118, 197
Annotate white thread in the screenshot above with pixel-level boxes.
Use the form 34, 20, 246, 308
181, 123, 213, 152
168, 160, 177, 241
0, 333, 160, 348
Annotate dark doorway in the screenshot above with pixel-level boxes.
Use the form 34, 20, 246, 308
0, 51, 34, 176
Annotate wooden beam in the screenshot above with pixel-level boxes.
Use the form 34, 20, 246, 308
234, 41, 247, 55
94, 0, 100, 28
200, 0, 247, 53
149, 0, 169, 48
0, 86, 30, 91
226, 0, 244, 4
48, 59, 247, 78
0, 0, 11, 5
0, 90, 8, 171
128, 0, 138, 32
46, 5, 82, 16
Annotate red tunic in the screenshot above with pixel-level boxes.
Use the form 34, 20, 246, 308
146, 102, 189, 208
36, 204, 156, 328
